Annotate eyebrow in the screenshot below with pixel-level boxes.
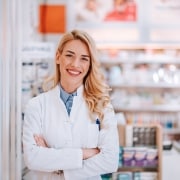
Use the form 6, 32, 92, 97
66, 50, 90, 58
66, 50, 75, 54
82, 55, 90, 58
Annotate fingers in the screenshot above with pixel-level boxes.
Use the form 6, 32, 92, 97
34, 134, 39, 143
34, 134, 48, 147
94, 148, 100, 154
82, 148, 100, 160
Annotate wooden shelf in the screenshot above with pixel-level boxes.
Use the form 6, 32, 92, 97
116, 124, 162, 180
118, 166, 158, 172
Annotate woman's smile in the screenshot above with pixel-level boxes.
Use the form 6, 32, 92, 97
67, 68, 81, 76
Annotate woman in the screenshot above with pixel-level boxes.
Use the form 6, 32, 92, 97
23, 29, 119, 180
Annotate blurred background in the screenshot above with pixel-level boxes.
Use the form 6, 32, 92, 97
0, 0, 180, 180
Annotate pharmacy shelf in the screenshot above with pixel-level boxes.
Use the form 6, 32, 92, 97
100, 46, 180, 132
97, 43, 180, 50
111, 84, 180, 89
100, 45, 180, 180
100, 59, 180, 67
163, 129, 180, 135
114, 105, 180, 113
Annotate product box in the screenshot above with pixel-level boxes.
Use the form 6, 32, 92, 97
123, 147, 135, 167
112, 172, 133, 180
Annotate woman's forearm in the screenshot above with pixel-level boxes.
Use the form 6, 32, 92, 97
34, 135, 100, 160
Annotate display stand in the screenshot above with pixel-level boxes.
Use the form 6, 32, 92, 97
114, 124, 162, 180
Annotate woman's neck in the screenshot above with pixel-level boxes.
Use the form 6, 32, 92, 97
60, 82, 79, 94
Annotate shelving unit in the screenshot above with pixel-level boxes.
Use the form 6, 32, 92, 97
98, 45, 180, 140
114, 124, 162, 180
21, 44, 54, 178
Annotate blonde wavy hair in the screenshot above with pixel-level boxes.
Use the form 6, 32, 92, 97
43, 29, 111, 121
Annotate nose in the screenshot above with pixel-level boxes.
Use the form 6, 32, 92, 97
71, 57, 80, 67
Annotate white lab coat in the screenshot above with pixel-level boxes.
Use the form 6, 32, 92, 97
23, 85, 119, 180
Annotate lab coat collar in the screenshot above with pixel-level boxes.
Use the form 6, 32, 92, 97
53, 85, 84, 98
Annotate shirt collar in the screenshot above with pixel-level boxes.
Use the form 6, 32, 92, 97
59, 84, 77, 104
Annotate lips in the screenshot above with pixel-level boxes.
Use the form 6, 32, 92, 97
67, 69, 81, 75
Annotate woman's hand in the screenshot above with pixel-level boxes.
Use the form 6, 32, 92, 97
34, 134, 48, 147
82, 148, 100, 160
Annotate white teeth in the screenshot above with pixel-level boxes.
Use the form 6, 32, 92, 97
68, 70, 80, 75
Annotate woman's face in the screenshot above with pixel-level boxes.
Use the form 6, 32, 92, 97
56, 39, 90, 92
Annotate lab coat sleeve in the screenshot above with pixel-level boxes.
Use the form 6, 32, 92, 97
63, 104, 119, 180
23, 97, 83, 172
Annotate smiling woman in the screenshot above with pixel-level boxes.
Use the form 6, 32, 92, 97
22, 29, 119, 180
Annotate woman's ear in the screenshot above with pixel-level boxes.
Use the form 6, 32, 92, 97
56, 51, 60, 64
